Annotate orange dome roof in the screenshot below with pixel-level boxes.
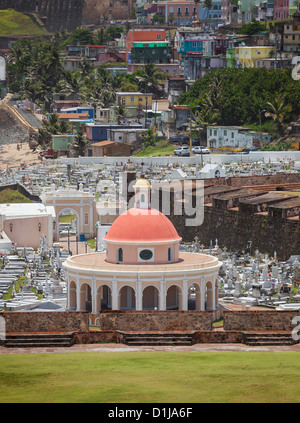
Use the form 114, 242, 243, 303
104, 208, 181, 243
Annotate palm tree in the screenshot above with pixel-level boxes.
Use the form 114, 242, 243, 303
188, 108, 216, 145
265, 93, 292, 136
135, 64, 166, 98
72, 128, 88, 157
115, 104, 127, 124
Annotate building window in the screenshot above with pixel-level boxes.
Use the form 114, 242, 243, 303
84, 213, 88, 225
118, 248, 123, 262
192, 42, 197, 47
130, 96, 134, 102
177, 7, 181, 14
168, 247, 172, 261
139, 249, 153, 261
157, 34, 161, 40
185, 7, 189, 15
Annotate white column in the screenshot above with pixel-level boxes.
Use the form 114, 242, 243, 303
91, 276, 97, 314
200, 276, 205, 310
182, 278, 188, 311
212, 276, 216, 310
159, 277, 166, 310
76, 278, 81, 311
66, 276, 70, 309
112, 279, 118, 310
136, 276, 143, 310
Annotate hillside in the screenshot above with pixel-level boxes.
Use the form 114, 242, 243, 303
0, 9, 49, 36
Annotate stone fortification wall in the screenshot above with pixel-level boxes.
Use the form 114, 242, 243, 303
0, 311, 89, 333
0, 0, 84, 32
169, 203, 300, 261
223, 310, 299, 331
0, 0, 135, 31
99, 310, 214, 331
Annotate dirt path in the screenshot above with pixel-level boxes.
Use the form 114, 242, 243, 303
0, 142, 41, 171
1, 342, 300, 355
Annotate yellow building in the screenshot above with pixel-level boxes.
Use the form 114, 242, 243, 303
236, 46, 275, 68
115, 92, 153, 118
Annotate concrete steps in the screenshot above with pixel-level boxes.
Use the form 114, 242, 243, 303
242, 331, 297, 346
4, 333, 74, 348
120, 331, 195, 346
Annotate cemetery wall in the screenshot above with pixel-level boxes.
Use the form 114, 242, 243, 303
223, 310, 300, 331
98, 310, 214, 331
0, 311, 89, 333
58, 151, 300, 167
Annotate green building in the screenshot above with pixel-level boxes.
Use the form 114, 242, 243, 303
130, 41, 172, 64
226, 47, 236, 68
52, 134, 74, 152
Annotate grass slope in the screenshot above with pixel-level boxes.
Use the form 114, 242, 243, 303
0, 188, 33, 203
0, 351, 300, 403
0, 9, 49, 36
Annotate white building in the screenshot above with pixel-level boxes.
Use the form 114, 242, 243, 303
207, 125, 271, 150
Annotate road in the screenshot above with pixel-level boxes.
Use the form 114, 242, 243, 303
7, 96, 43, 130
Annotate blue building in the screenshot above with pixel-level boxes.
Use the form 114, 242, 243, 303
60, 106, 95, 119
178, 38, 204, 60
85, 123, 143, 143
198, 0, 223, 28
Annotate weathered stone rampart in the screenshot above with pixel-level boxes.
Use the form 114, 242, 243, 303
99, 310, 214, 331
223, 310, 299, 331
0, 311, 89, 333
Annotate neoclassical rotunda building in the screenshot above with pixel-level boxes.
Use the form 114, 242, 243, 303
63, 178, 222, 321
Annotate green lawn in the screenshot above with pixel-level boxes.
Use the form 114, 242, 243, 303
0, 9, 49, 36
134, 141, 176, 157
0, 188, 33, 204
0, 351, 299, 403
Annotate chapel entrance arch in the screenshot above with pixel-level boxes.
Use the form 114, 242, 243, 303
96, 284, 112, 312
119, 286, 136, 310
166, 285, 182, 310
142, 285, 159, 310
188, 282, 201, 310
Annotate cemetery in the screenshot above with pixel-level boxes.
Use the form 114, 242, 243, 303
0, 154, 300, 348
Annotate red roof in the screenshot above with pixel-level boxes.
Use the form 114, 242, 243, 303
104, 207, 181, 243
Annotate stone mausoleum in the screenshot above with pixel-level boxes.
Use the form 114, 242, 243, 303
63, 178, 222, 325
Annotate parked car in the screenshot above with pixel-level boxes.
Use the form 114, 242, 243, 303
192, 146, 210, 154
169, 135, 190, 145
179, 149, 190, 157
174, 146, 190, 156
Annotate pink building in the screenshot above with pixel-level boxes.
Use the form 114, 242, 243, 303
273, 0, 289, 20
157, 1, 199, 24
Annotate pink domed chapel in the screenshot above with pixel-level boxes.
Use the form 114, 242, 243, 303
63, 178, 222, 322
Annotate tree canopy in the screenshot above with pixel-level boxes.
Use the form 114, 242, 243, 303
177, 68, 300, 129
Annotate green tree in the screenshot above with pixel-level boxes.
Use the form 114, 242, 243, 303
265, 93, 292, 136
141, 127, 160, 148
115, 104, 128, 124
135, 64, 167, 98
72, 128, 88, 156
